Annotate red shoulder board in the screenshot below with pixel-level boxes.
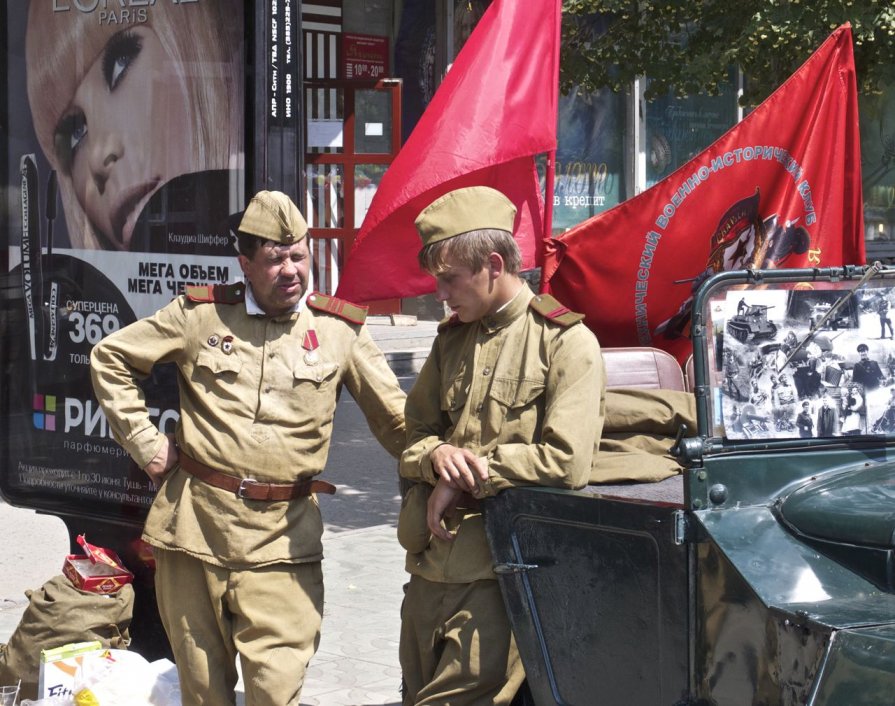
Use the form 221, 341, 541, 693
437, 313, 462, 333
306, 292, 368, 324
529, 294, 584, 327
185, 282, 246, 304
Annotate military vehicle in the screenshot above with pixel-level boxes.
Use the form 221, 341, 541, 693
809, 301, 854, 331
485, 265, 895, 706
726, 302, 778, 343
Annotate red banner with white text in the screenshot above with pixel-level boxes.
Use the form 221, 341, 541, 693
544, 24, 865, 363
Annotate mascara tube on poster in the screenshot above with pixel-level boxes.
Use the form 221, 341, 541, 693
44, 170, 59, 361
20, 154, 44, 364
46, 170, 56, 268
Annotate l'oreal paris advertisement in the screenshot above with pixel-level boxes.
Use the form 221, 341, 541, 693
2, 0, 246, 514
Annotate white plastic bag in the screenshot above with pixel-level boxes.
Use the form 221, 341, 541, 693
72, 651, 156, 706
147, 659, 181, 706
22, 652, 180, 706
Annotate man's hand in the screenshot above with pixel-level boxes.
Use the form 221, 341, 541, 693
429, 443, 488, 493
143, 435, 178, 488
427, 478, 464, 541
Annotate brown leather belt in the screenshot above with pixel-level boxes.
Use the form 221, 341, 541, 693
178, 453, 337, 501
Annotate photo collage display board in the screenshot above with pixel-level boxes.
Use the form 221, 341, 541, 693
705, 281, 895, 440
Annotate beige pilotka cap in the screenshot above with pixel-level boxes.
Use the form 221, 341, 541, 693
237, 190, 309, 244
414, 186, 517, 247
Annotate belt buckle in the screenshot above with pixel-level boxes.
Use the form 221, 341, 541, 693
237, 477, 258, 499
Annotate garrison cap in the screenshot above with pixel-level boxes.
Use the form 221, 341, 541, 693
236, 190, 308, 244
414, 186, 516, 248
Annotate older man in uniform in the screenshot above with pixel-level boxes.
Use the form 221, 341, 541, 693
91, 191, 406, 705
397, 186, 605, 705
852, 342, 886, 391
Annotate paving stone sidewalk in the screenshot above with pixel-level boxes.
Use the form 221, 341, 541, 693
0, 507, 406, 706
299, 525, 405, 706
365, 315, 439, 376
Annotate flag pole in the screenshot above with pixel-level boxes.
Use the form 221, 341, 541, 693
541, 149, 556, 294
540, 0, 561, 294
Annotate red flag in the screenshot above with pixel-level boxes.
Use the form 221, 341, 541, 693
335, 0, 561, 302
544, 24, 865, 363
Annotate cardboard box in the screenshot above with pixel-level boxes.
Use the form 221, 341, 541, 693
62, 535, 134, 595
39, 641, 105, 700
62, 555, 133, 595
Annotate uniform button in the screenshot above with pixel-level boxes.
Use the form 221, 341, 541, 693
264, 387, 271, 394
482, 367, 491, 376
268, 351, 275, 358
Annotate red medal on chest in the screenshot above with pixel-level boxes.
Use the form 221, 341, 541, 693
302, 329, 320, 364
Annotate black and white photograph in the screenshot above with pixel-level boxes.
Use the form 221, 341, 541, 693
712, 284, 895, 439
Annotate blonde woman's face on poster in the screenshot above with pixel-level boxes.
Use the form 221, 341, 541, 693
55, 25, 193, 249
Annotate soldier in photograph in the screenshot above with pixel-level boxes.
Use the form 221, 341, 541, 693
878, 296, 893, 339
796, 400, 814, 438
852, 342, 886, 391
816, 392, 839, 437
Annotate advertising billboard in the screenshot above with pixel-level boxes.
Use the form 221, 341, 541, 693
1, 0, 251, 521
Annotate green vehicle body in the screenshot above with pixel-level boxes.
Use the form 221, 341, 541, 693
484, 266, 895, 706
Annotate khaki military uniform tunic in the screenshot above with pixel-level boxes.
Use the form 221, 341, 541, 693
398, 286, 604, 706
399, 286, 605, 582
91, 286, 406, 567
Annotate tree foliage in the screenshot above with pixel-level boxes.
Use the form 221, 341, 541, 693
560, 0, 895, 105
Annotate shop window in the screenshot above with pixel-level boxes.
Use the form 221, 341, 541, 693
861, 82, 895, 254
550, 87, 626, 233
644, 73, 739, 189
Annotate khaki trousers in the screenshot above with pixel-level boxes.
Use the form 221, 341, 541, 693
400, 575, 525, 705
154, 548, 323, 706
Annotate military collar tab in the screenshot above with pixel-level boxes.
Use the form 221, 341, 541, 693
529, 294, 584, 327
306, 292, 368, 325
185, 283, 246, 305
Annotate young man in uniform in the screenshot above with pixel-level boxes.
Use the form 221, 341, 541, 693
397, 186, 605, 705
90, 190, 406, 705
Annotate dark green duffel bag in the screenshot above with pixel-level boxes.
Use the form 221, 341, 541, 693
0, 574, 134, 701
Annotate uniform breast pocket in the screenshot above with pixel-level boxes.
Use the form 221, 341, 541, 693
441, 375, 469, 425
293, 362, 340, 387
490, 377, 545, 410
194, 349, 243, 386
487, 377, 546, 439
